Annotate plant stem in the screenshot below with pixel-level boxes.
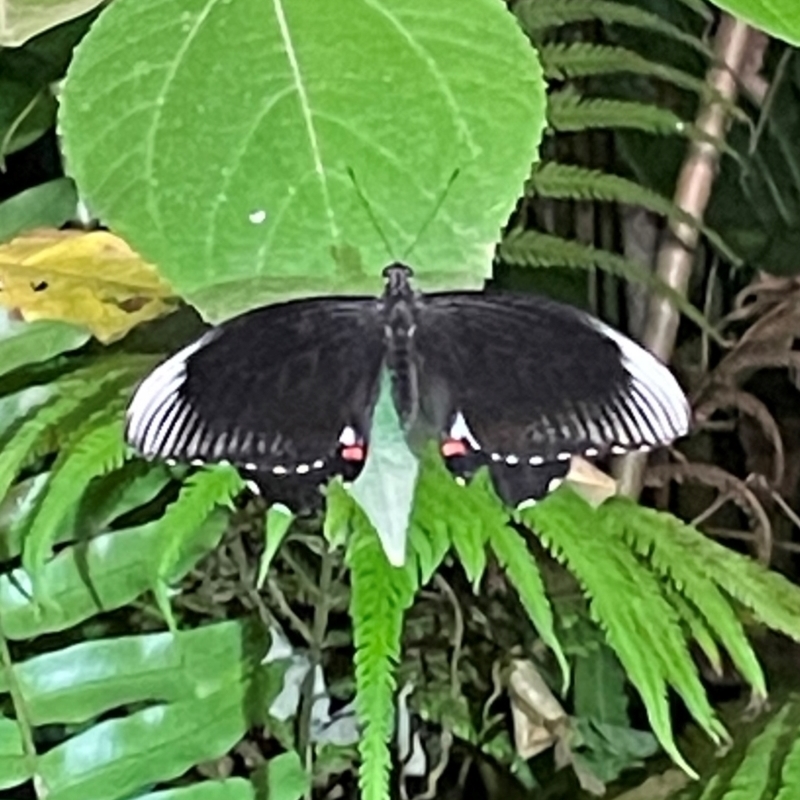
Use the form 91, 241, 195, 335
0, 621, 40, 795
297, 541, 334, 789
615, 13, 756, 498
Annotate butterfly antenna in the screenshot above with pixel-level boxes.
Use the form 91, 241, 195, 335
347, 167, 395, 262
402, 167, 460, 260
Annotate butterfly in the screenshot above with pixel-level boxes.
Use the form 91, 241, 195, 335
125, 263, 690, 509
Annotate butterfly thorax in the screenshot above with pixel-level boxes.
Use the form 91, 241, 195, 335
381, 264, 421, 429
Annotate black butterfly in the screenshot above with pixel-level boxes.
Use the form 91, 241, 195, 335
125, 264, 690, 507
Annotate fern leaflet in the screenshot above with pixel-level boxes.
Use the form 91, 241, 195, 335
498, 228, 723, 343
548, 88, 687, 135
21, 407, 129, 600
515, 0, 712, 57
489, 522, 569, 691
529, 161, 741, 265
347, 508, 417, 800
540, 42, 711, 97
603, 498, 766, 697
521, 488, 727, 776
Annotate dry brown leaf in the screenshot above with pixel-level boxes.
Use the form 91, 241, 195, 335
0, 228, 177, 343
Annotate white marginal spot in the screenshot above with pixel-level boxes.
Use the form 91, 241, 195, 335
454, 476, 466, 487
548, 477, 564, 492
272, 465, 288, 476
190, 458, 205, 466
505, 454, 520, 466
219, 458, 231, 466
244, 462, 258, 471
339, 425, 358, 447
295, 463, 310, 475
529, 455, 544, 466
611, 445, 627, 455
248, 209, 267, 224
449, 411, 481, 450
584, 446, 599, 457
490, 452, 503, 463
245, 479, 261, 495
517, 497, 538, 510
166, 458, 177, 466
556, 451, 570, 462
312, 459, 325, 470
588, 318, 691, 441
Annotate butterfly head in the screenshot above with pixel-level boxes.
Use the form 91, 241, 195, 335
382, 263, 415, 299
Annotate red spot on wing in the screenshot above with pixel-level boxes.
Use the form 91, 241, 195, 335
341, 444, 366, 462
441, 439, 468, 457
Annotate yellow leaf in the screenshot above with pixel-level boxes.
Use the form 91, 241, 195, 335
0, 229, 177, 342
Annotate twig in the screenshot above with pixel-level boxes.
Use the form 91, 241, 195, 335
0, 621, 40, 794
616, 14, 756, 497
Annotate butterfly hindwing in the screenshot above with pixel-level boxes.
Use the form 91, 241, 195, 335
414, 291, 689, 464
126, 296, 386, 476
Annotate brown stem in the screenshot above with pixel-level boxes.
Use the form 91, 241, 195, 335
615, 14, 757, 497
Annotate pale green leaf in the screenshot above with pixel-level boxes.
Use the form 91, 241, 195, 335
265, 751, 311, 800
0, 178, 78, 243
349, 371, 419, 567
0, 716, 29, 790
60, 0, 546, 319
0, 319, 88, 380
257, 503, 295, 588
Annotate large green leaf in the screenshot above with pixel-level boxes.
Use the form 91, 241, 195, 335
0, 620, 268, 725
0, 318, 88, 381
37, 684, 251, 800
711, 0, 800, 46
59, 0, 546, 319
0, 512, 228, 640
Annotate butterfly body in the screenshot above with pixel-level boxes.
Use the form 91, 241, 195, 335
126, 264, 690, 507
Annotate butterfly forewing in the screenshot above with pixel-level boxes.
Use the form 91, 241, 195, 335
126, 297, 386, 474
414, 291, 689, 463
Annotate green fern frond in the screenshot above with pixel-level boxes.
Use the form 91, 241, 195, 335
489, 522, 569, 691
602, 499, 766, 697
520, 488, 727, 776
612, 501, 800, 645
21, 407, 129, 600
347, 508, 417, 800
548, 89, 687, 135
151, 465, 245, 626
540, 42, 710, 97
324, 478, 354, 551
663, 584, 723, 677
0, 363, 137, 508
412, 452, 495, 587
529, 162, 741, 265
515, 0, 712, 57
498, 228, 723, 343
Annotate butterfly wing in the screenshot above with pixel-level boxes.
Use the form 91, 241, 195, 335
414, 290, 689, 471
126, 297, 386, 477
